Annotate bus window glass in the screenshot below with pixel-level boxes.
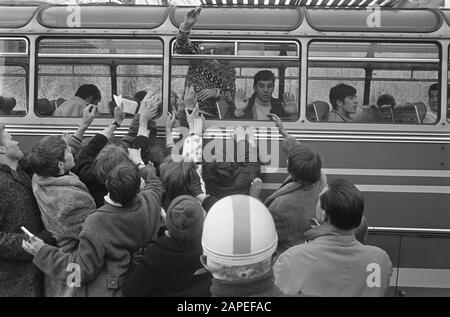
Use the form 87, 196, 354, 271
117, 64, 163, 114
171, 40, 300, 121
0, 38, 28, 116
37, 38, 163, 117
0, 64, 27, 116
308, 41, 440, 124
448, 48, 450, 122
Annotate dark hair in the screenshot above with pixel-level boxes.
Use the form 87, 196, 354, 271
329, 84, 357, 110
106, 162, 140, 206
134, 90, 147, 103
287, 144, 322, 186
376, 94, 396, 107
28, 135, 67, 177
160, 161, 197, 208
253, 70, 275, 86
0, 96, 16, 114
93, 144, 132, 184
75, 84, 101, 102
319, 179, 364, 230
428, 83, 439, 94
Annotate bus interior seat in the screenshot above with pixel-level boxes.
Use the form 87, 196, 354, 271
378, 105, 395, 123
352, 105, 380, 123
36, 98, 55, 116
307, 101, 330, 122
393, 102, 427, 124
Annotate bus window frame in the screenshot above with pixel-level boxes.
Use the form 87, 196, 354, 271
306, 39, 442, 126
35, 36, 164, 118
170, 38, 301, 122
0, 37, 29, 117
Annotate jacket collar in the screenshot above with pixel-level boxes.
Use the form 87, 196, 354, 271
304, 223, 355, 242
210, 270, 278, 297
0, 163, 32, 190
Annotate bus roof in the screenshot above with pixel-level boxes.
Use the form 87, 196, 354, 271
0, 4, 447, 33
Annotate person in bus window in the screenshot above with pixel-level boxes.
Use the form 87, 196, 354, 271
174, 7, 236, 119
423, 83, 450, 124
226, 70, 289, 120
53, 84, 101, 117
327, 84, 359, 122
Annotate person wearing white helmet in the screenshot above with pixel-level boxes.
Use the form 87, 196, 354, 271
201, 194, 286, 297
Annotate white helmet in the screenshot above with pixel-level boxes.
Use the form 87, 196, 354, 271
202, 195, 278, 266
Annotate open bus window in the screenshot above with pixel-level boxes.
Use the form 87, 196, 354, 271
308, 41, 440, 124
0, 38, 28, 116
37, 38, 163, 118
171, 40, 300, 121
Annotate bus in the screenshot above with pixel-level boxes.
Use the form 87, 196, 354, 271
0, 3, 449, 296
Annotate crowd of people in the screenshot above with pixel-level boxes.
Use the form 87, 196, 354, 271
0, 84, 393, 296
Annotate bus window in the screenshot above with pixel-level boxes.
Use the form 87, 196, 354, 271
0, 38, 28, 116
37, 38, 163, 118
448, 46, 450, 123
308, 41, 440, 124
117, 64, 163, 115
171, 40, 300, 121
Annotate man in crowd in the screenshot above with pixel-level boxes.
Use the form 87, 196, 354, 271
274, 179, 393, 297
327, 83, 359, 122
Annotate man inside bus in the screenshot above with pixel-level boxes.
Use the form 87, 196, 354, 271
327, 83, 359, 122
423, 83, 450, 124
174, 7, 236, 119
226, 70, 289, 120
53, 84, 101, 117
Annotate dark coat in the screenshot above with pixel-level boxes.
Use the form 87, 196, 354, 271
74, 133, 109, 208
0, 164, 53, 297
122, 235, 211, 297
264, 136, 327, 255
33, 166, 163, 297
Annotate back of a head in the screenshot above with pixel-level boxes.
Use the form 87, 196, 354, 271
93, 144, 131, 185
28, 135, 67, 177
166, 195, 204, 243
106, 162, 140, 206
253, 70, 275, 85
0, 96, 16, 114
329, 83, 357, 110
202, 195, 278, 282
287, 144, 322, 186
75, 84, 101, 101
376, 94, 396, 107
319, 179, 364, 230
160, 161, 197, 203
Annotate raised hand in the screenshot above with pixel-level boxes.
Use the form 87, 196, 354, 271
183, 7, 201, 31
234, 89, 249, 116
114, 103, 125, 125
82, 104, 97, 128
140, 93, 160, 122
268, 113, 288, 138
183, 85, 197, 110
197, 88, 218, 102
283, 92, 298, 115
166, 110, 177, 132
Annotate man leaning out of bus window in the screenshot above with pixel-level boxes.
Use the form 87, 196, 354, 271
226, 70, 290, 120
327, 83, 359, 122
273, 179, 393, 297
53, 84, 101, 117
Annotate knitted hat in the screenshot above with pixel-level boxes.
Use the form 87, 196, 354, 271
166, 195, 204, 243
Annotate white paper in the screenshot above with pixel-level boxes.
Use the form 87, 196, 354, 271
113, 94, 138, 114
